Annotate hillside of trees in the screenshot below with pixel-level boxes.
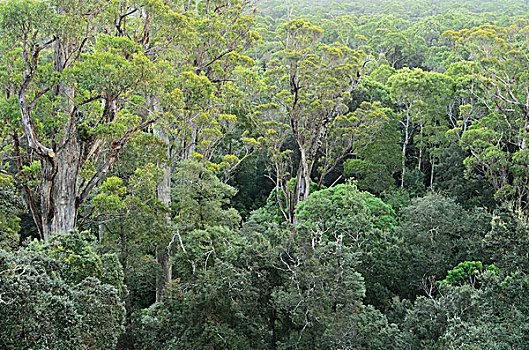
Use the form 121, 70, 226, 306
2, 0, 529, 348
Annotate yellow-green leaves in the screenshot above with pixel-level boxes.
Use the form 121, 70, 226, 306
93, 176, 127, 212
178, 71, 215, 109
282, 19, 323, 48
0, 0, 55, 40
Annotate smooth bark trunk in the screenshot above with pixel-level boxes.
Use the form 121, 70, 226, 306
155, 162, 172, 301
430, 158, 435, 188
154, 109, 172, 302
400, 112, 410, 188
291, 148, 314, 224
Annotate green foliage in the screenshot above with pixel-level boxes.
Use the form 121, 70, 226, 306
434, 142, 496, 209
482, 206, 529, 271
132, 244, 264, 349
296, 183, 403, 309
398, 194, 491, 296
0, 249, 86, 350
402, 265, 529, 349
5, 1, 529, 349
443, 260, 484, 286
271, 234, 404, 349
0, 177, 23, 249
0, 234, 125, 349
403, 168, 426, 197
260, 177, 321, 223
173, 160, 240, 232
43, 230, 103, 284
381, 188, 412, 215
343, 106, 401, 194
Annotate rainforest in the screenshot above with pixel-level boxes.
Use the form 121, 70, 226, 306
1, 0, 529, 348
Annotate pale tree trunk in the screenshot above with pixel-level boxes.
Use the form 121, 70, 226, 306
522, 119, 528, 150
291, 148, 314, 224
418, 147, 423, 171
40, 39, 77, 240
417, 125, 424, 171
153, 104, 173, 302
290, 116, 329, 223
430, 157, 435, 189
98, 223, 105, 243
400, 111, 410, 188
41, 140, 81, 240
155, 158, 172, 301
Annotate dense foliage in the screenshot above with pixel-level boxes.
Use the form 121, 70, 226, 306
2, 0, 529, 348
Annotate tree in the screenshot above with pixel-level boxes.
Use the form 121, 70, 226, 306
0, 173, 23, 249
0, 231, 126, 349
146, 0, 257, 301
270, 224, 405, 349
259, 19, 366, 222
317, 101, 390, 190
401, 264, 529, 349
343, 106, 401, 194
444, 21, 529, 211
398, 194, 490, 295
0, 0, 167, 239
296, 183, 403, 309
388, 67, 454, 188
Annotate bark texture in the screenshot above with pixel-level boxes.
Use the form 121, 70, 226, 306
154, 109, 173, 302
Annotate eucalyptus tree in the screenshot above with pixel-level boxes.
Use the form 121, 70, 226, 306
258, 19, 368, 222
388, 67, 454, 187
143, 0, 258, 300
444, 21, 529, 211
0, 0, 170, 240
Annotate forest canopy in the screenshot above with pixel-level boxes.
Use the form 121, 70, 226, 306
1, 0, 529, 348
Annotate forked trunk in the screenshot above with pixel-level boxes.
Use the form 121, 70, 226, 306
291, 149, 312, 223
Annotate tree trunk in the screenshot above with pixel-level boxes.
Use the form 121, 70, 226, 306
98, 223, 105, 243
155, 242, 172, 302
154, 109, 173, 302
292, 148, 313, 223
418, 146, 423, 171
38, 37, 79, 240
522, 120, 528, 150
15, 12, 153, 241
401, 113, 410, 188
155, 163, 172, 301
430, 157, 435, 188
40, 139, 81, 240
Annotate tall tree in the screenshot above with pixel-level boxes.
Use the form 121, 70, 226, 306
444, 21, 529, 211
0, 0, 164, 239
145, 0, 257, 300
388, 67, 453, 187
260, 19, 366, 222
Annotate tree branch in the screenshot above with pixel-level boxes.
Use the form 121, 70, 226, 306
76, 116, 161, 207
13, 131, 44, 239
18, 45, 55, 160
